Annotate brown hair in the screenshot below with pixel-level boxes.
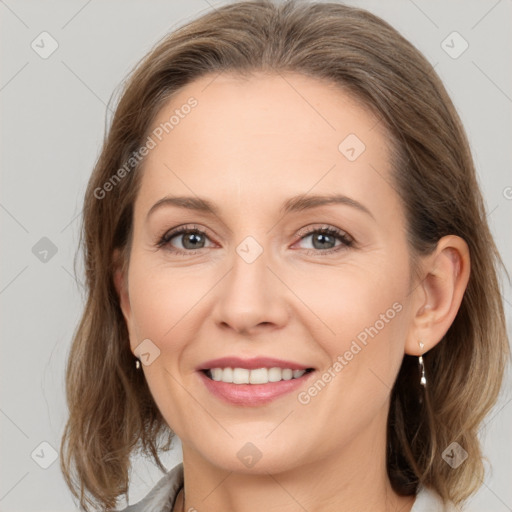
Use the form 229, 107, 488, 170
60, 1, 510, 510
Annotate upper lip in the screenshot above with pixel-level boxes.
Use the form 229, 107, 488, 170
197, 357, 313, 371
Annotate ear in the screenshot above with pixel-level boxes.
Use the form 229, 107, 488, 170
405, 235, 470, 356
113, 248, 133, 331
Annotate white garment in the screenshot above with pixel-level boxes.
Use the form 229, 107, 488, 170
413, 485, 459, 511
118, 462, 458, 511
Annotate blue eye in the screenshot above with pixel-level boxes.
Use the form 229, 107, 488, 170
157, 225, 212, 255
295, 226, 353, 255
157, 224, 354, 256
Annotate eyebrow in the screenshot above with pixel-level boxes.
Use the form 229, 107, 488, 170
146, 193, 374, 220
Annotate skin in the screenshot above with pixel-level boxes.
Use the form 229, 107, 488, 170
114, 72, 470, 512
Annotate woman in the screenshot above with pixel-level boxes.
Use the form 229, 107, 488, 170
59, 1, 509, 511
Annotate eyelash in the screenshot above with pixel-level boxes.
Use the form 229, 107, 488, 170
156, 224, 354, 257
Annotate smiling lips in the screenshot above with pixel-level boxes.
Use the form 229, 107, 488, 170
198, 357, 315, 406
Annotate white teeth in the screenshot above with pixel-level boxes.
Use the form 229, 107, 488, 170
249, 368, 268, 384
210, 368, 223, 381
223, 367, 233, 383
282, 369, 293, 380
233, 368, 249, 384
268, 367, 282, 382
208, 367, 307, 384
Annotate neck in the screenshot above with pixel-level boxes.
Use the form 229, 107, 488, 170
177, 409, 416, 512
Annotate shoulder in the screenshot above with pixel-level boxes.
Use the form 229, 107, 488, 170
411, 485, 459, 512
117, 462, 184, 512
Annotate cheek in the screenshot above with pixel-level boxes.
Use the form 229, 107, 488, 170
289, 255, 408, 345
126, 259, 201, 351
333, 295, 407, 388
292, 257, 409, 407
126, 258, 203, 434
127, 245, 410, 370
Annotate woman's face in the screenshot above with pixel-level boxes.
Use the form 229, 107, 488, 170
118, 72, 418, 474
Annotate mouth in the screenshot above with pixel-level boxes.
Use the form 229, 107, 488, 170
202, 367, 314, 384
196, 357, 316, 406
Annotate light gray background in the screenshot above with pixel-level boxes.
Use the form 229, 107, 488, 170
1, 1, 511, 511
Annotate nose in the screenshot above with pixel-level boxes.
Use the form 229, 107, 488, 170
211, 243, 290, 336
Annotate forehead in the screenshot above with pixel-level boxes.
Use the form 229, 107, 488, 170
149, 71, 386, 154
137, 72, 398, 222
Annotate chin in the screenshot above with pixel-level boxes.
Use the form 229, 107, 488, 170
190, 435, 311, 475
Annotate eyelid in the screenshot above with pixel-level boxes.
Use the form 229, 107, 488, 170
156, 224, 216, 249
295, 224, 353, 242
157, 223, 355, 255
292, 224, 355, 255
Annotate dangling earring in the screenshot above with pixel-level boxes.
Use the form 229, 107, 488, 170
418, 340, 426, 387
135, 358, 141, 370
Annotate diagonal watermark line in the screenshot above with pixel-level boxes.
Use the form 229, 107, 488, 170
201, 0, 224, 14
163, 367, 234, 438
265, 410, 294, 438
200, 0, 243, 28
0, 265, 28, 295
407, 0, 439, 28
62, 0, 93, 29
486, 204, 499, 219
368, 108, 387, 134
475, 472, 512, 511
0, 408, 29, 439
472, 61, 512, 104
266, 472, 310, 512
61, 265, 84, 289
61, 60, 114, 113
0, 62, 29, 92
0, 472, 29, 502
368, 367, 392, 391
368, 163, 401, 198
471, 0, 502, 30
201, 70, 224, 92
162, 267, 233, 338
478, 395, 512, 434
0, 203, 29, 233
201, 471, 233, 502
405, 264, 436, 303
266, 163, 337, 235
60, 208, 82, 233
265, 266, 336, 335
0, 0, 29, 28
277, 71, 336, 131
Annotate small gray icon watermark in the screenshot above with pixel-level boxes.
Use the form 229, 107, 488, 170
237, 442, 263, 468
338, 133, 366, 161
441, 32, 469, 59
31, 32, 59, 59
442, 442, 468, 468
32, 237, 58, 263
31, 441, 58, 469
236, 236, 263, 264
134, 338, 161, 366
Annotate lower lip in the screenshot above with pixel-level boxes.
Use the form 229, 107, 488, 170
198, 370, 315, 406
